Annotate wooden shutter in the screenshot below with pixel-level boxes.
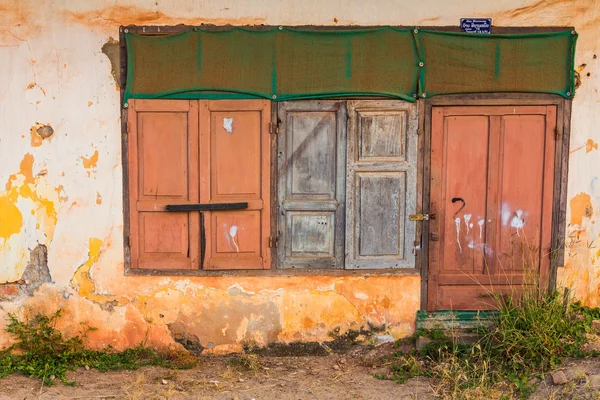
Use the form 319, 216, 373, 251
428, 105, 556, 310
345, 100, 418, 269
128, 100, 200, 269
277, 101, 346, 268
199, 100, 271, 270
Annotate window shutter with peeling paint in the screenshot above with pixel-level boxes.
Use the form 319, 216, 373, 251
277, 101, 347, 269
345, 100, 418, 269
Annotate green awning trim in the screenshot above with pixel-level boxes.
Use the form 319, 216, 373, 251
415, 30, 577, 98
124, 27, 577, 103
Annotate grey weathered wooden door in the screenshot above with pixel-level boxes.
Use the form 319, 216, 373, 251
345, 100, 418, 269
277, 101, 347, 268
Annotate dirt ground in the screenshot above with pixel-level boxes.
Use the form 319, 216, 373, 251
1, 343, 600, 400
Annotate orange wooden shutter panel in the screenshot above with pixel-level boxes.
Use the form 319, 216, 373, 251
199, 100, 271, 270
128, 100, 200, 270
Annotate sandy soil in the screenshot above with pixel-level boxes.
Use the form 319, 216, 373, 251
0, 344, 435, 400
1, 344, 600, 399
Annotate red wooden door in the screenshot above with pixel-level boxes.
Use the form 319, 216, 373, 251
128, 100, 200, 269
428, 105, 556, 310
200, 100, 271, 270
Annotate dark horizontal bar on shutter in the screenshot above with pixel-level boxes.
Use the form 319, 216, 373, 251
166, 202, 248, 211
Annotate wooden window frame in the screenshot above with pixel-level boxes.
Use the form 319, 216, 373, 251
120, 26, 572, 278
418, 94, 572, 309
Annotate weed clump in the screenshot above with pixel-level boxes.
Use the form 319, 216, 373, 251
0, 310, 196, 385
384, 289, 600, 399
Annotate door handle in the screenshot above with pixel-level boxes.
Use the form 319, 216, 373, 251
409, 213, 436, 221
166, 202, 248, 212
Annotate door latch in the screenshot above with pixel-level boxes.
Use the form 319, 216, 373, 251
409, 213, 436, 221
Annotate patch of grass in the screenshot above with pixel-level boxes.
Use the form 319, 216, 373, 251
0, 309, 196, 385
383, 288, 600, 399
227, 353, 262, 373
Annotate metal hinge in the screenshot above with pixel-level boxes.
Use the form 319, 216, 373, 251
555, 127, 561, 140
269, 122, 279, 135
268, 236, 279, 248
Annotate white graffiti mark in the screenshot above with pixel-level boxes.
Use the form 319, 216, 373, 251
501, 202, 511, 226
455, 217, 462, 253
478, 219, 485, 239
229, 225, 239, 252
468, 241, 494, 255
223, 117, 233, 133
464, 214, 472, 234
511, 210, 525, 237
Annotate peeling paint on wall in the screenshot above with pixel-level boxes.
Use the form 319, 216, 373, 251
80, 150, 99, 177
570, 193, 593, 227
101, 37, 120, 89
29, 123, 54, 147
1, 0, 600, 353
70, 238, 128, 308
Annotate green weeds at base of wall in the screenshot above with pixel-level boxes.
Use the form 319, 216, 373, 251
379, 291, 600, 399
0, 310, 196, 385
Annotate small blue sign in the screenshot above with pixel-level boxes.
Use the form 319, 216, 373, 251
460, 18, 492, 34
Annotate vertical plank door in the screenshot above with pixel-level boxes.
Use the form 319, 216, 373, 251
128, 100, 200, 269
428, 105, 556, 310
345, 100, 418, 269
277, 101, 346, 268
200, 100, 271, 270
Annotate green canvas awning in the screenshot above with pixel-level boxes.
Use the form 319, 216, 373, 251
415, 30, 577, 98
124, 27, 577, 103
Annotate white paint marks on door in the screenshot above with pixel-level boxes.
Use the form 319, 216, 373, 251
478, 219, 485, 239
510, 210, 525, 237
455, 217, 462, 253
229, 225, 239, 252
464, 214, 472, 234
501, 202, 511, 226
223, 117, 233, 133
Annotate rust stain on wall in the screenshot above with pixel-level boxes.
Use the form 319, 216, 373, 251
95, 192, 102, 205
570, 193, 594, 226
64, 5, 266, 30
493, 0, 599, 51
70, 238, 128, 307
0, 2, 36, 45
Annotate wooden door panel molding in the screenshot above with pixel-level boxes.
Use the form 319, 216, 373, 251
277, 101, 346, 269
427, 103, 557, 310
200, 100, 271, 270
346, 100, 418, 269
128, 99, 200, 270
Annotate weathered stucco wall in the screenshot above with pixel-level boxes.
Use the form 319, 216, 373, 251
0, 0, 599, 352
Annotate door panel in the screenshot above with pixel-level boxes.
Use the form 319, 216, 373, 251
211, 111, 262, 199
356, 173, 405, 257
128, 100, 200, 270
277, 101, 346, 269
346, 100, 417, 269
200, 100, 271, 270
428, 105, 556, 310
439, 116, 489, 274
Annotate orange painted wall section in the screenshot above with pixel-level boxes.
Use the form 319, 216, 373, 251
1, 0, 600, 352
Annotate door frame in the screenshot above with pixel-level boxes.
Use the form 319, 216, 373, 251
418, 94, 572, 311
